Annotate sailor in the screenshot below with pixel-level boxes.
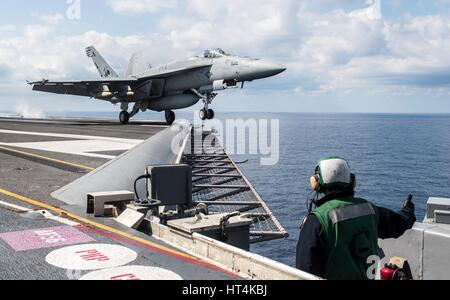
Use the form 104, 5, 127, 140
296, 156, 416, 280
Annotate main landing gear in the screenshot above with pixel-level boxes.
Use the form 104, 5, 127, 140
119, 111, 130, 125
199, 93, 216, 121
119, 103, 140, 125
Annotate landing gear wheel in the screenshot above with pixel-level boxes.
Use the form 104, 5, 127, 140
165, 110, 176, 125
199, 109, 208, 121
206, 109, 215, 120
119, 111, 130, 125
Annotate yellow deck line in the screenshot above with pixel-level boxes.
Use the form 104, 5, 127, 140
0, 187, 196, 261
0, 145, 95, 171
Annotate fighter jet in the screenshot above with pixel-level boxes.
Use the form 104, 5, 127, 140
29, 47, 286, 124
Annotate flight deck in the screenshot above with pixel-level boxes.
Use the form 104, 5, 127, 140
0, 117, 316, 280
0, 117, 166, 208
0, 117, 240, 280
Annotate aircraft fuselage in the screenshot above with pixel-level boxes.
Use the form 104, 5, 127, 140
30, 47, 286, 124
131, 55, 286, 102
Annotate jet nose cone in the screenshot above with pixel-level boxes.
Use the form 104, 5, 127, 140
253, 61, 287, 79
273, 65, 287, 75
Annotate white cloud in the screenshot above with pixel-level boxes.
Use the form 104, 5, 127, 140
6, 1, 450, 92
38, 13, 65, 25
160, 0, 299, 59
105, 0, 177, 14
0, 25, 16, 32
349, 0, 382, 21
2, 0, 450, 113
151, 0, 391, 93
0, 24, 183, 89
330, 14, 450, 90
24, 25, 51, 39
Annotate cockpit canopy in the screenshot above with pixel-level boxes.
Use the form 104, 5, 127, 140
203, 48, 232, 58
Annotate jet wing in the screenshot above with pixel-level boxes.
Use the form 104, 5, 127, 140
30, 63, 212, 97
30, 78, 139, 97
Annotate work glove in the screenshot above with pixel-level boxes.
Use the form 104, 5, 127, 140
402, 194, 416, 227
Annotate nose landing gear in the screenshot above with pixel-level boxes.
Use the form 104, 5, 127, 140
199, 108, 215, 121
199, 93, 217, 121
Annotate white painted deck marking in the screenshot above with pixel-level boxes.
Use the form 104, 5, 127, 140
1, 141, 129, 159
140, 125, 168, 128
0, 129, 143, 143
0, 129, 143, 159
0, 200, 79, 226
0, 200, 31, 212
35, 210, 80, 226
80, 266, 183, 280
46, 244, 138, 270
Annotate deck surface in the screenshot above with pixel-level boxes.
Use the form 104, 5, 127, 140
0, 117, 235, 280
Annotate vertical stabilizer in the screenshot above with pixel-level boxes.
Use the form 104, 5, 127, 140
125, 51, 149, 77
85, 46, 119, 78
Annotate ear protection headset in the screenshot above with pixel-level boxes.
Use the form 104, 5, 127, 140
310, 172, 357, 192
309, 159, 357, 192
310, 172, 322, 192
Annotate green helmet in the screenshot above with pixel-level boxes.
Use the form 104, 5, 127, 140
310, 156, 355, 192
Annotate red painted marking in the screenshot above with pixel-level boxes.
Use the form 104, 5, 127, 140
76, 249, 110, 262
76, 225, 241, 279
110, 274, 140, 281
0, 226, 95, 251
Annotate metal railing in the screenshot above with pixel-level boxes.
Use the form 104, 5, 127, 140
183, 129, 288, 244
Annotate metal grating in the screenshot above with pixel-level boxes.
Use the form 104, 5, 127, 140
183, 128, 288, 244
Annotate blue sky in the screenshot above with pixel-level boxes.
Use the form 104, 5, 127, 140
1, 0, 450, 115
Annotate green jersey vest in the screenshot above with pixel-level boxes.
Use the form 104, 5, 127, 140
312, 198, 379, 280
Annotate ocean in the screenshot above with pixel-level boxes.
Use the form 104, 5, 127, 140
13, 111, 450, 267
227, 113, 450, 266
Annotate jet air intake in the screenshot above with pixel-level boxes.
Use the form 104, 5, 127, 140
199, 80, 237, 93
